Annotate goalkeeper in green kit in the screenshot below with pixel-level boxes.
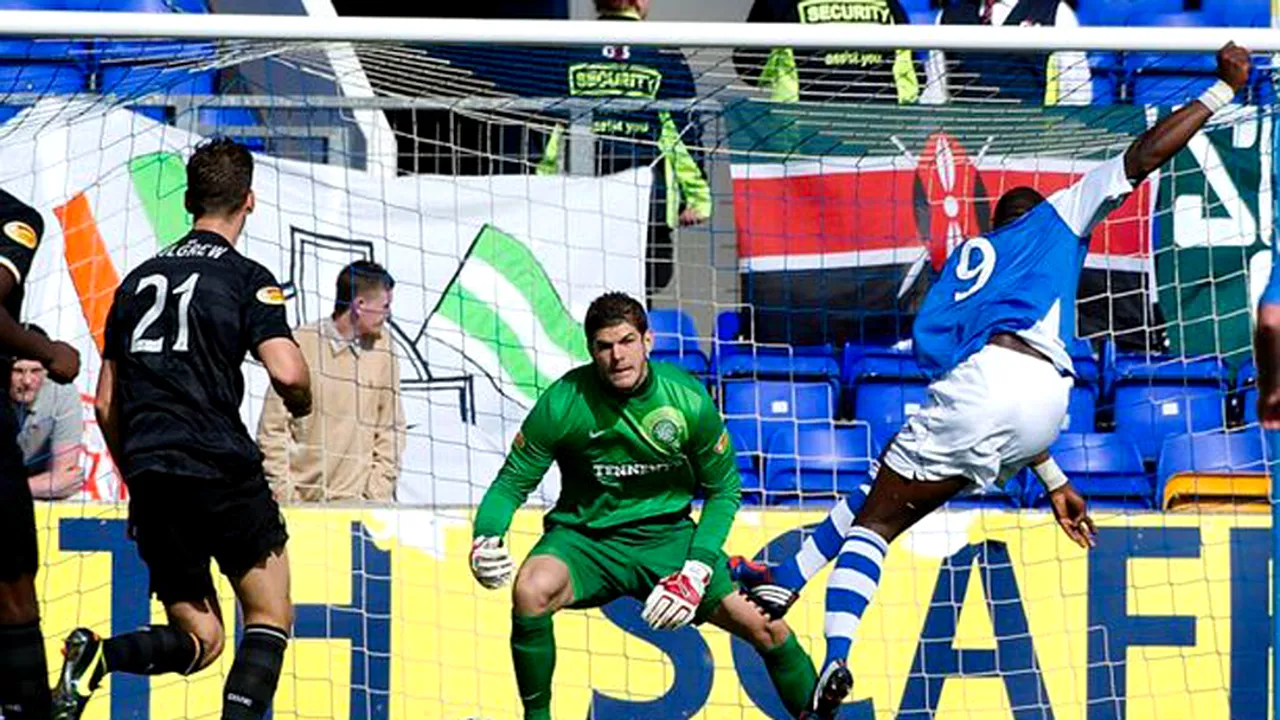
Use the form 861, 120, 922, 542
471, 292, 821, 719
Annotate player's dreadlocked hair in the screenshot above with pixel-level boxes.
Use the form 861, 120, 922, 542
184, 137, 254, 220
584, 292, 649, 343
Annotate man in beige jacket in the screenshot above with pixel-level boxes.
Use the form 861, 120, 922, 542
258, 260, 405, 502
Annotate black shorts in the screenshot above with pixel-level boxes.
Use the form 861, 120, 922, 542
126, 470, 288, 605
0, 456, 37, 582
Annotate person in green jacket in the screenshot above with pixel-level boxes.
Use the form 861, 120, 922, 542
470, 292, 822, 720
734, 0, 921, 103
538, 0, 712, 294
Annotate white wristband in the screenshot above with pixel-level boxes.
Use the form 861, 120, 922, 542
1033, 457, 1069, 493
1198, 80, 1235, 114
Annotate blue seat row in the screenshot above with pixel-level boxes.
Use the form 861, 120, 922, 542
0, 0, 265, 148
1075, 0, 1270, 28
657, 309, 1253, 466
898, 0, 1269, 27
732, 422, 877, 505
728, 425, 1267, 509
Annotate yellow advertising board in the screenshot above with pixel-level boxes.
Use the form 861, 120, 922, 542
34, 502, 1268, 718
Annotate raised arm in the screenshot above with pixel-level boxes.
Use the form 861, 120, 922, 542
1049, 43, 1251, 240
1123, 43, 1250, 184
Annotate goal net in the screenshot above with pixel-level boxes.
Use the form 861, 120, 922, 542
4, 13, 1273, 719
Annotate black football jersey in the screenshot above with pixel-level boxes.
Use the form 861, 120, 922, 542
0, 189, 43, 443
0, 189, 41, 350
103, 230, 294, 479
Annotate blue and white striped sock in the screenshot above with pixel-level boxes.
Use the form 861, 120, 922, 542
772, 484, 870, 592
823, 525, 889, 667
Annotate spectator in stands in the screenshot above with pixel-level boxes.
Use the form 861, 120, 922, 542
921, 0, 1092, 106
536, 0, 711, 295
258, 261, 405, 503
8, 324, 84, 500
734, 0, 921, 103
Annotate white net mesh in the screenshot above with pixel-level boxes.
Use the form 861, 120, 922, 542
2, 24, 1273, 718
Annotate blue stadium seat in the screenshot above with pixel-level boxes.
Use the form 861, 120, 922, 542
716, 309, 744, 343
1157, 429, 1266, 478
1113, 355, 1229, 461
1126, 9, 1224, 28
1065, 386, 1097, 434
1201, 0, 1270, 26
1089, 69, 1119, 106
1156, 429, 1268, 510
1132, 73, 1221, 107
1065, 338, 1100, 433
1077, 0, 1183, 26
712, 309, 839, 380
898, 0, 935, 18
722, 379, 838, 456
1069, 337, 1101, 388
98, 64, 214, 122
65, 0, 206, 11
908, 9, 938, 25
844, 342, 930, 449
730, 427, 764, 504
0, 63, 89, 125
1124, 45, 1226, 107
648, 308, 710, 377
1024, 432, 1152, 509
1240, 360, 1259, 425
763, 422, 875, 503
716, 345, 840, 380
0, 1, 91, 61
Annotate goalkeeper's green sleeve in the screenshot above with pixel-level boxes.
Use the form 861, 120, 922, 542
473, 393, 559, 540
686, 387, 742, 567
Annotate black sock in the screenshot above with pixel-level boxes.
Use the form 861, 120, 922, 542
0, 620, 51, 718
222, 624, 288, 720
96, 625, 202, 688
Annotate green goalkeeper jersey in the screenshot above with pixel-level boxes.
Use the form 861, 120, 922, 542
473, 360, 741, 567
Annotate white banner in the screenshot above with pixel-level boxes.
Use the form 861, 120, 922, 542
1, 100, 651, 504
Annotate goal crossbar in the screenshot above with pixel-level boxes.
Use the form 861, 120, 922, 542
0, 9, 1275, 52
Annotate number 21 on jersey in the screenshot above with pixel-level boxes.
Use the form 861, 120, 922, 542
952, 236, 996, 303
130, 272, 200, 354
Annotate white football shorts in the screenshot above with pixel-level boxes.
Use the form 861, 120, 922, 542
881, 343, 1073, 490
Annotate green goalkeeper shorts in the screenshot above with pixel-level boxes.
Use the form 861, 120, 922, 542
528, 517, 733, 625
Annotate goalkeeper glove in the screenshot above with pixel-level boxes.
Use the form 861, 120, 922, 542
470, 536, 514, 589
642, 560, 712, 630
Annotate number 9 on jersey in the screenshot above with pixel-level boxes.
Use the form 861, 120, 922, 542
952, 237, 996, 303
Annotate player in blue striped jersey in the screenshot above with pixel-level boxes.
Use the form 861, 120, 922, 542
733, 42, 1252, 719
1255, 165, 1280, 487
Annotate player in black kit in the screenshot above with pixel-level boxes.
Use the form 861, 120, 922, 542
0, 191, 81, 719
52, 138, 313, 720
